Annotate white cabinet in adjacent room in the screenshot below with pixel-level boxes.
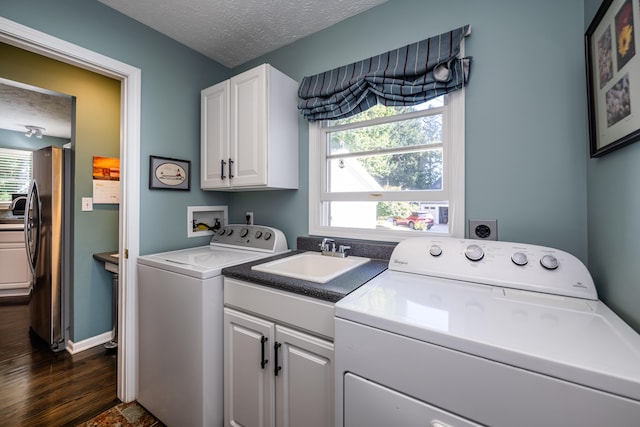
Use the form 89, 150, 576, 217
201, 64, 299, 191
224, 279, 334, 427
0, 230, 32, 298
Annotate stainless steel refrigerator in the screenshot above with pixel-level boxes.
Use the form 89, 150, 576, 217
25, 145, 73, 352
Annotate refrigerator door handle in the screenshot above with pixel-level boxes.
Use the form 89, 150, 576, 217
24, 179, 41, 277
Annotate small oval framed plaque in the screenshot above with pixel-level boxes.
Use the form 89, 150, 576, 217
149, 155, 190, 190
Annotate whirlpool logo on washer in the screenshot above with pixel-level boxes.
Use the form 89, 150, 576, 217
392, 258, 409, 265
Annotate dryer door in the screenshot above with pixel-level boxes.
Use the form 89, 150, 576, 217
344, 373, 481, 427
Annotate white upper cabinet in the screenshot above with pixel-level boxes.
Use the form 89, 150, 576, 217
201, 64, 299, 190
201, 80, 229, 188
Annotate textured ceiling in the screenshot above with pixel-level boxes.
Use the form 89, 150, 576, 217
0, 80, 72, 139
98, 0, 388, 68
1, 1, 387, 137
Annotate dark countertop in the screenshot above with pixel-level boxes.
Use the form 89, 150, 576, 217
0, 210, 24, 224
222, 236, 396, 303
93, 252, 119, 265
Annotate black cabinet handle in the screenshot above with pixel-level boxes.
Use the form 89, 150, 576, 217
229, 158, 234, 179
260, 336, 268, 369
274, 342, 282, 376
220, 159, 227, 180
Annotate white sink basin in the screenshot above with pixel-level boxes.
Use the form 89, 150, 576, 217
252, 251, 370, 284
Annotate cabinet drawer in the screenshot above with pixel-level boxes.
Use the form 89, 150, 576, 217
0, 230, 25, 244
224, 278, 334, 340
0, 246, 31, 284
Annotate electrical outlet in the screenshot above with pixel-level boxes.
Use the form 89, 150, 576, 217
246, 212, 254, 225
469, 219, 497, 240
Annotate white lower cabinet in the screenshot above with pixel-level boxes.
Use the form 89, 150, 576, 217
224, 279, 335, 427
0, 230, 32, 298
275, 325, 334, 427
224, 308, 273, 427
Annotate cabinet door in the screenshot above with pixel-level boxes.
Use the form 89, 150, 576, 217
201, 80, 230, 189
229, 65, 267, 187
275, 325, 334, 427
224, 308, 275, 427
0, 244, 32, 288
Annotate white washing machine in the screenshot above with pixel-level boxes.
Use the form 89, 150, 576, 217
137, 224, 288, 427
335, 237, 640, 427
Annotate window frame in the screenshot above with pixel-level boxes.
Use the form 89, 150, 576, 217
308, 90, 465, 242
0, 147, 32, 209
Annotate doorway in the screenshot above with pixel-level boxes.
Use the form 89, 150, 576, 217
0, 47, 121, 348
0, 16, 141, 402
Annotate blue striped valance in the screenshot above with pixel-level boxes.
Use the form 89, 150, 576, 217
298, 25, 471, 121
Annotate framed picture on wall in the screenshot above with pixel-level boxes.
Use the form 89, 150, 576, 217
586, 0, 640, 157
149, 155, 191, 190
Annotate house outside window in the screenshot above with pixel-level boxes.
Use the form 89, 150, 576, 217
308, 92, 465, 242
0, 148, 32, 207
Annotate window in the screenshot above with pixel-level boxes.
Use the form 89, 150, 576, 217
0, 148, 32, 207
309, 91, 465, 242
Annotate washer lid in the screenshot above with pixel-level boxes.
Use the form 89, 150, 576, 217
138, 246, 270, 279
336, 270, 640, 402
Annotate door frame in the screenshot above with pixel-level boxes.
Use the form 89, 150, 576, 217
0, 17, 141, 402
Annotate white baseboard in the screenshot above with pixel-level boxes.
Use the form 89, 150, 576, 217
66, 331, 113, 354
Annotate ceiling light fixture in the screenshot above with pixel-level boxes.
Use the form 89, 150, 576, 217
25, 125, 45, 139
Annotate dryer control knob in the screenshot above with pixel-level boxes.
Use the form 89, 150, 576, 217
255, 231, 263, 239
511, 252, 528, 266
264, 231, 272, 240
429, 245, 442, 257
226, 228, 234, 236
240, 228, 249, 238
465, 244, 484, 261
218, 228, 226, 235
540, 254, 559, 270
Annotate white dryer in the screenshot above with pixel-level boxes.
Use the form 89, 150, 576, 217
335, 237, 640, 427
137, 224, 288, 427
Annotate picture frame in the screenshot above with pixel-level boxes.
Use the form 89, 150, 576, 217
586, 0, 640, 157
149, 155, 191, 190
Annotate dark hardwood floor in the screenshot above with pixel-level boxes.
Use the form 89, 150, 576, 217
0, 301, 119, 426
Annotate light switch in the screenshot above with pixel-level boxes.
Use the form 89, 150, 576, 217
82, 197, 93, 212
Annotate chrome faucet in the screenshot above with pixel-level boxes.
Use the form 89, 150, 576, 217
319, 238, 336, 253
8, 196, 27, 210
319, 238, 351, 258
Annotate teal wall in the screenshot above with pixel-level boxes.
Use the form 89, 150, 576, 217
584, 0, 640, 332
1, 0, 230, 341
230, 0, 589, 262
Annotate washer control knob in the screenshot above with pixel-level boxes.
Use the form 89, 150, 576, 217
264, 231, 272, 240
255, 231, 263, 239
465, 244, 484, 261
240, 228, 249, 238
218, 228, 226, 235
226, 228, 234, 236
540, 254, 559, 270
511, 252, 528, 266
429, 245, 442, 257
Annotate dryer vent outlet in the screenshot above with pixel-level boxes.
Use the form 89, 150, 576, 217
469, 219, 498, 241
